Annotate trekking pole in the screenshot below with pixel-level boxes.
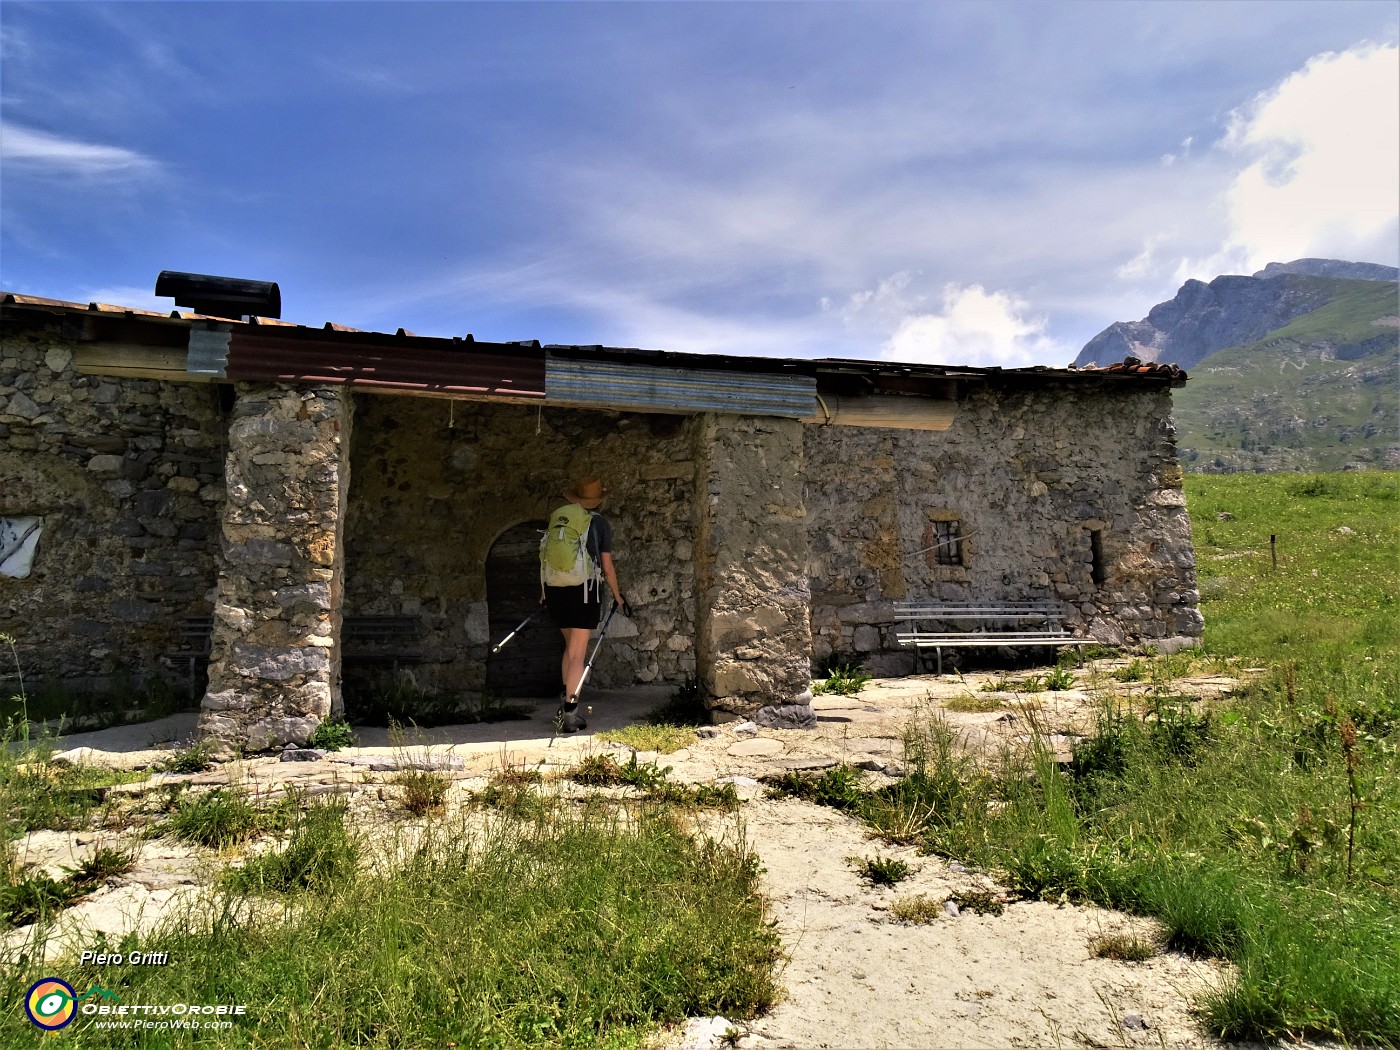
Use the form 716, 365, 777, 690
490, 610, 539, 655
569, 601, 618, 704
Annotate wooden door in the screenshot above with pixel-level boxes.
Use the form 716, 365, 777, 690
485, 521, 564, 698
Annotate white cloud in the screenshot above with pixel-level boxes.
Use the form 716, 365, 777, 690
881, 284, 1071, 368
0, 122, 159, 176
1191, 43, 1399, 276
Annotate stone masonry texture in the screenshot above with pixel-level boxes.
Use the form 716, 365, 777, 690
693, 413, 813, 719
1, 317, 225, 692
198, 384, 352, 754
805, 381, 1202, 675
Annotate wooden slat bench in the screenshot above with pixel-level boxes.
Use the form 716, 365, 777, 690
894, 600, 1084, 674
164, 614, 427, 696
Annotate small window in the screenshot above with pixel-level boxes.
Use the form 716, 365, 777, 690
930, 519, 962, 566
1089, 529, 1106, 587
1, 516, 43, 579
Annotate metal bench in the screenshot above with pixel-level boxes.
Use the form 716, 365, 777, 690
164, 613, 427, 697
893, 600, 1084, 674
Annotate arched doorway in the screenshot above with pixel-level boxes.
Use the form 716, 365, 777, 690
485, 521, 565, 698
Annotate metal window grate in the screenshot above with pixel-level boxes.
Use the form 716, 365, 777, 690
932, 520, 962, 566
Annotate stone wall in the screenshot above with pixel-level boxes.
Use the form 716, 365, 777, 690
0, 319, 226, 691
806, 382, 1202, 673
343, 396, 699, 693
693, 414, 813, 721
198, 384, 352, 754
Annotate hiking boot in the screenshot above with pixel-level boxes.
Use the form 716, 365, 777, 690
557, 706, 587, 733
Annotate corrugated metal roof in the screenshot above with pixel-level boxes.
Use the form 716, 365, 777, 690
2, 290, 1190, 391
546, 354, 816, 417
226, 330, 545, 400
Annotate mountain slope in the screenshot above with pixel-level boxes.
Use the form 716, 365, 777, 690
1075, 260, 1398, 371
1254, 259, 1399, 282
1171, 279, 1399, 473
1078, 274, 1342, 370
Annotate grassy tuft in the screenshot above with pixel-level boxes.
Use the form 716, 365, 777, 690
223, 797, 359, 894
603, 723, 697, 754
160, 738, 214, 774
851, 854, 911, 886
812, 663, 872, 696
160, 788, 291, 849
1089, 932, 1159, 962
393, 767, 451, 816
890, 894, 943, 924
308, 717, 357, 751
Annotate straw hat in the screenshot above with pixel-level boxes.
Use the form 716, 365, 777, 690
564, 474, 609, 509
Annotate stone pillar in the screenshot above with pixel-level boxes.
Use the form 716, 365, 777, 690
198, 384, 352, 754
693, 413, 814, 726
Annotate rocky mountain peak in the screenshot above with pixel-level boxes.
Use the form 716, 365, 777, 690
1074, 260, 1397, 371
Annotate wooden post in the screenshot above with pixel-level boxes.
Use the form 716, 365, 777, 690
1271, 534, 1277, 570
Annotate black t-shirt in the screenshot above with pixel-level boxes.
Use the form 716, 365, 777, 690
587, 512, 613, 563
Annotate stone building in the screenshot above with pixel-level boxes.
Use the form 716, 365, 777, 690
2, 286, 1202, 752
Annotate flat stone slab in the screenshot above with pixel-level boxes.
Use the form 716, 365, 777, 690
728, 738, 783, 758
771, 757, 841, 771
838, 737, 899, 753
331, 754, 466, 772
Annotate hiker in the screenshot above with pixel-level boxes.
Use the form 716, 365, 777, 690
540, 474, 631, 731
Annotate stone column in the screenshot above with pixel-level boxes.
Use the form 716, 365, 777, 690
693, 413, 814, 726
198, 384, 352, 754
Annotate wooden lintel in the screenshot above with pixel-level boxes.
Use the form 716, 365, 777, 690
803, 394, 956, 431
73, 343, 207, 382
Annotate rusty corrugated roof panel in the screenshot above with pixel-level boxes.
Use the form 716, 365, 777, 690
2, 289, 1187, 388
226, 329, 545, 400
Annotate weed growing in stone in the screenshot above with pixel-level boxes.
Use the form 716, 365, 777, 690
162, 788, 278, 849
160, 738, 214, 773
1089, 933, 1159, 962
851, 854, 911, 886
764, 763, 866, 811
393, 767, 451, 816
812, 663, 872, 696
1113, 658, 1148, 682
603, 723, 697, 754
567, 753, 665, 791
890, 894, 943, 924
65, 845, 135, 889
308, 717, 356, 751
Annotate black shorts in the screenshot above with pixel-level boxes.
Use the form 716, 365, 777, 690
545, 584, 601, 630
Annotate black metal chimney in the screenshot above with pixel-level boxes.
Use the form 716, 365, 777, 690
155, 271, 281, 319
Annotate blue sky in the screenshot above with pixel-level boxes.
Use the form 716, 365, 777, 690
2, 1, 1397, 366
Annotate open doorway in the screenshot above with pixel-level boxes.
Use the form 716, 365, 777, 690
485, 521, 565, 697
